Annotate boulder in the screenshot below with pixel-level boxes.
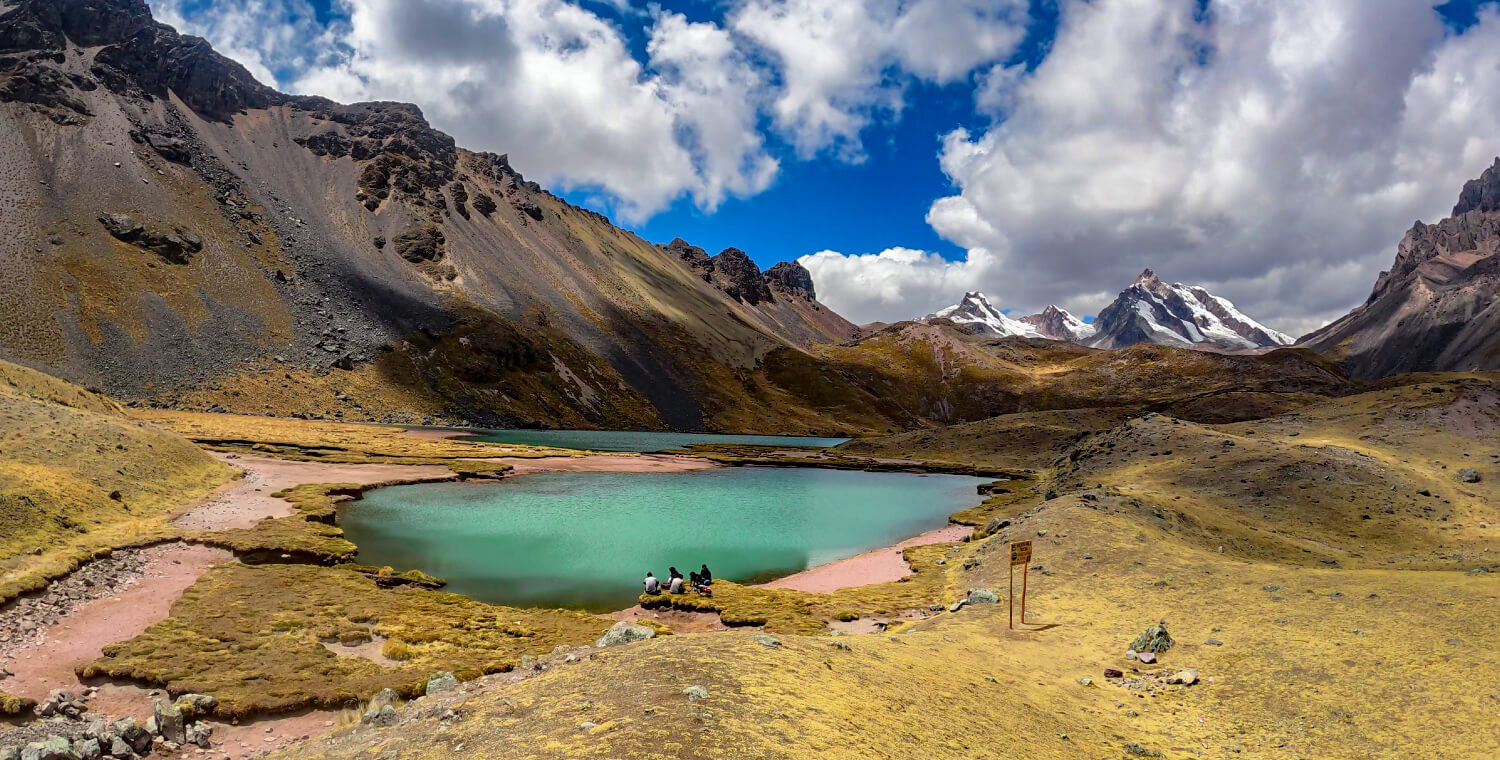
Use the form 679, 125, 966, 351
1129, 621, 1174, 654
1136, 651, 1157, 664
1458, 468, 1481, 483
173, 692, 218, 720
595, 622, 655, 648
750, 635, 782, 649
1167, 669, 1199, 686
681, 685, 709, 701
362, 688, 401, 723
19, 737, 76, 760
369, 704, 400, 727
967, 588, 1000, 605
152, 700, 187, 745
145, 133, 191, 164
106, 737, 131, 759
73, 739, 100, 760
184, 722, 212, 749
98, 213, 142, 242
425, 671, 459, 695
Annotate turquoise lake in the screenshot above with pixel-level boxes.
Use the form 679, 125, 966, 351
439, 428, 850, 452
343, 468, 987, 611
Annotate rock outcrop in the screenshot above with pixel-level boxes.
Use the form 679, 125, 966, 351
764, 261, 817, 299
1300, 158, 1500, 378
709, 247, 773, 305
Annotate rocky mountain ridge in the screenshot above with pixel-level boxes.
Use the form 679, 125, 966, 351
0, 0, 862, 432
924, 273, 1288, 351
1086, 269, 1293, 351
1300, 158, 1500, 378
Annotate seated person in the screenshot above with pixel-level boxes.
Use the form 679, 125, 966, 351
643, 571, 661, 595
699, 564, 713, 585
668, 574, 684, 594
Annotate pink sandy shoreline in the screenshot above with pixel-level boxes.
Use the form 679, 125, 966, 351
757, 522, 972, 593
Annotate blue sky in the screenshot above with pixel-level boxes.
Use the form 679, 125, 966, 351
155, 0, 1500, 332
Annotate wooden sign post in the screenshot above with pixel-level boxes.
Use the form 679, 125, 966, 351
1009, 540, 1032, 629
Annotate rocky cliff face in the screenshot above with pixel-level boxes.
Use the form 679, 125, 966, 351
764, 261, 817, 299
1300, 159, 1500, 378
0, 0, 860, 432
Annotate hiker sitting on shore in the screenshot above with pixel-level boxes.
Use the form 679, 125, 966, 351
699, 564, 713, 585
668, 567, 685, 594
643, 572, 661, 595
690, 570, 712, 596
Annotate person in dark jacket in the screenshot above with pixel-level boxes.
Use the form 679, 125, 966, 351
699, 564, 712, 585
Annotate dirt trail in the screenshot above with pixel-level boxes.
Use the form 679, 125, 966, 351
0, 454, 468, 757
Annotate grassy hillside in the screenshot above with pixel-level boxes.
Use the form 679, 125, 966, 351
0, 360, 235, 602
244, 375, 1500, 760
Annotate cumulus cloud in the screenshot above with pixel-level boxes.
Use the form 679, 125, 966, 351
730, 0, 1029, 159
810, 0, 1500, 336
150, 0, 1029, 221
799, 247, 1000, 325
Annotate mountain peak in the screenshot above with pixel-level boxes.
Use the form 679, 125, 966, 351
1019, 304, 1096, 342
926, 293, 1040, 339
1452, 156, 1500, 216
1090, 272, 1290, 350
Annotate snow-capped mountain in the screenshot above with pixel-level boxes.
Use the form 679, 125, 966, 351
1019, 305, 1097, 342
1087, 270, 1293, 350
926, 292, 1042, 338
924, 271, 1290, 351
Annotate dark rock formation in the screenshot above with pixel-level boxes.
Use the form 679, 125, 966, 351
663, 238, 712, 282
0, 0, 283, 121
710, 247, 771, 305
98, 214, 202, 263
471, 192, 497, 217
448, 181, 470, 219
394, 223, 445, 263
764, 261, 816, 299
1453, 157, 1500, 216
1301, 158, 1500, 377
513, 197, 544, 221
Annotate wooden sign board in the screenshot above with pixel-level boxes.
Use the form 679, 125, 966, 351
1010, 540, 1032, 565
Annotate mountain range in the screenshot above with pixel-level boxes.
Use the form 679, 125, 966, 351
0, 0, 1496, 437
925, 270, 1292, 351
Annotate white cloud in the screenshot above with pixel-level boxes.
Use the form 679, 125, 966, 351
149, 0, 1029, 222
730, 0, 1028, 159
812, 0, 1500, 337
798, 246, 999, 325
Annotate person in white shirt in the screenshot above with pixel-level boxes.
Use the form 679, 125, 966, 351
668, 574, 684, 594
643, 572, 661, 595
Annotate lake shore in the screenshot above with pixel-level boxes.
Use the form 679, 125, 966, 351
756, 522, 972, 593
